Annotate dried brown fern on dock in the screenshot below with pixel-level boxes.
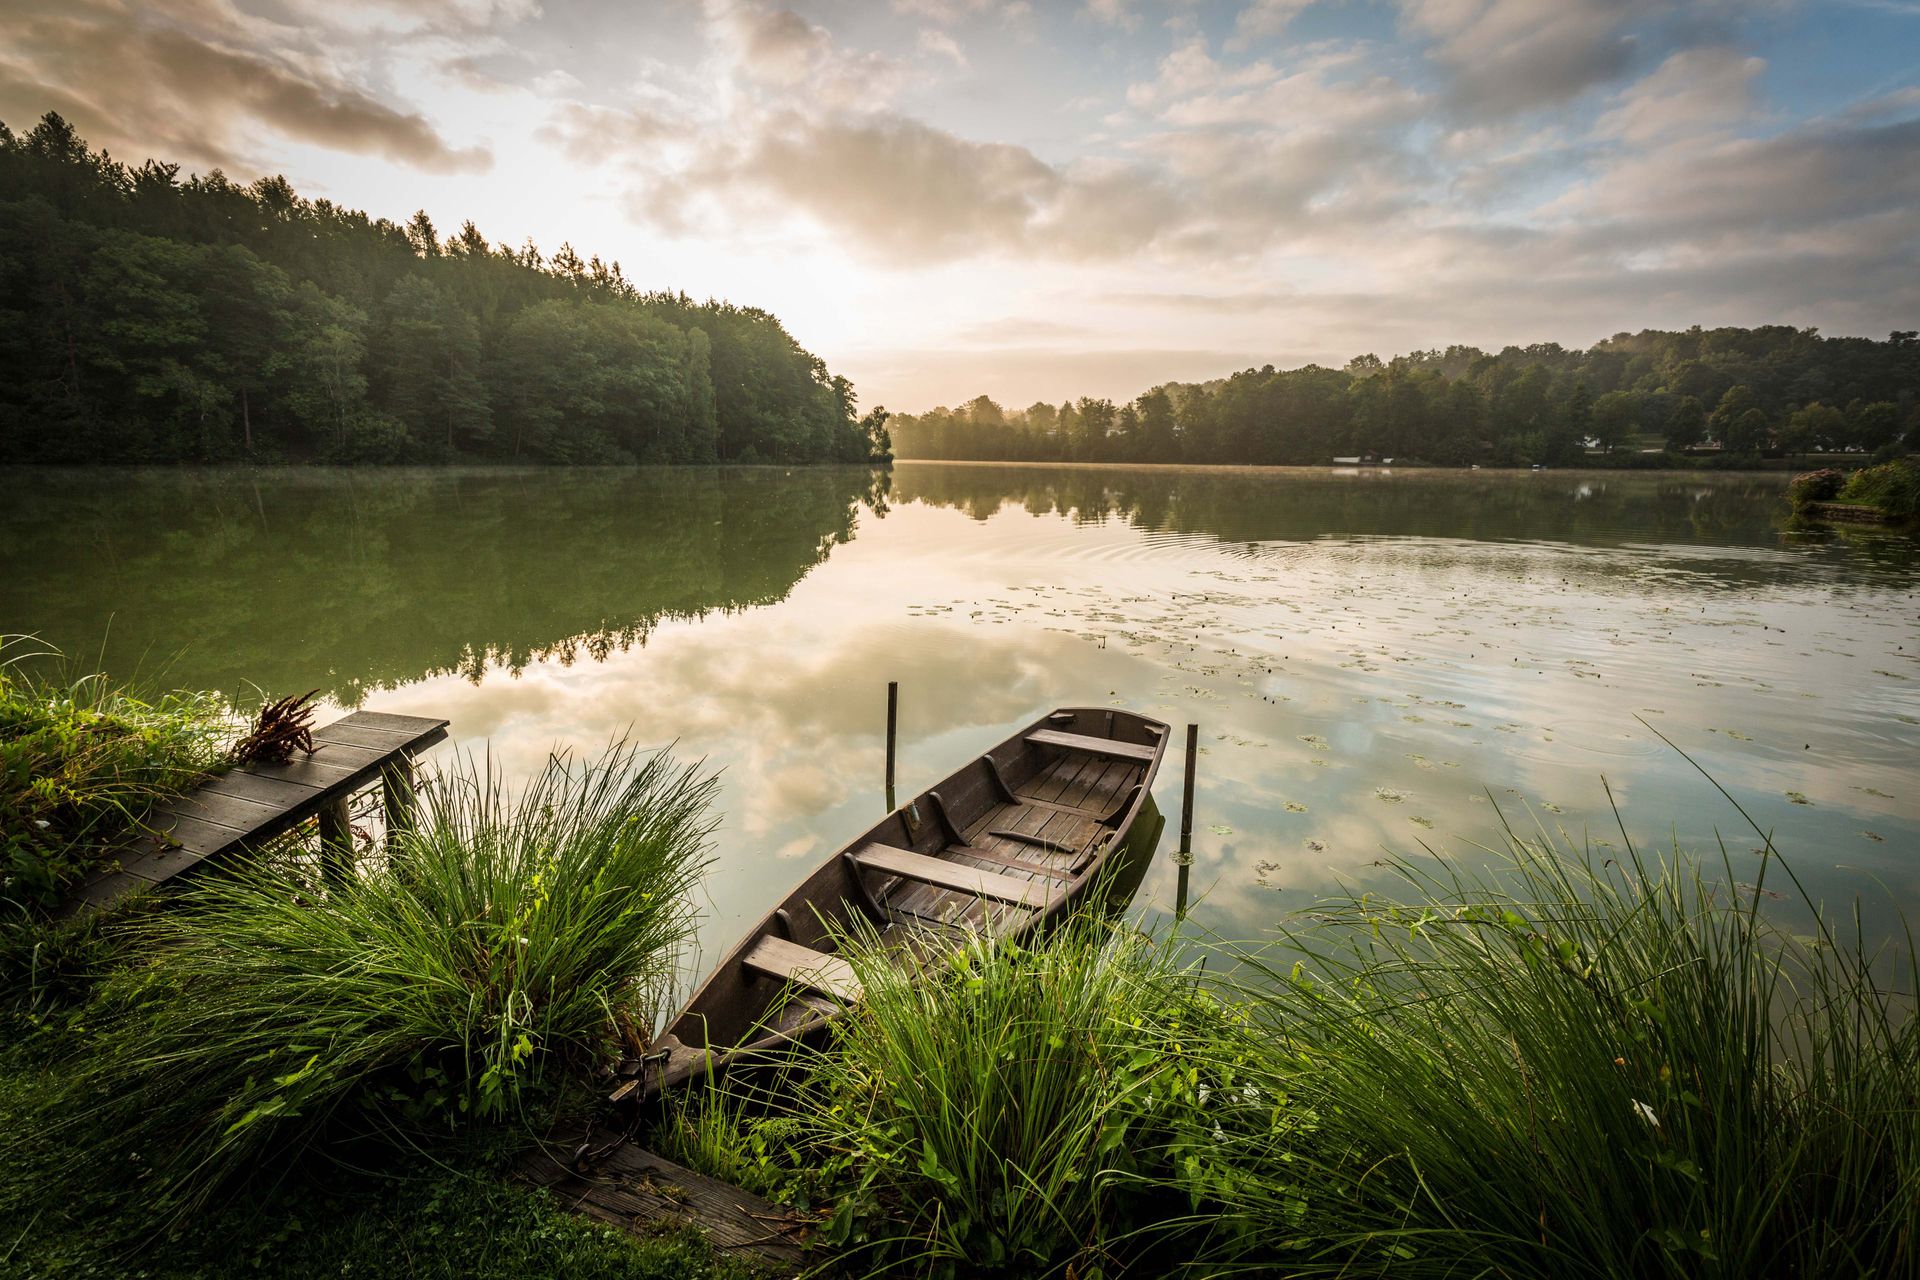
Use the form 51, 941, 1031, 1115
231, 691, 321, 766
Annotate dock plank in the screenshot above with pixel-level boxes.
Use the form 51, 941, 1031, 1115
63, 710, 448, 916
521, 1135, 808, 1270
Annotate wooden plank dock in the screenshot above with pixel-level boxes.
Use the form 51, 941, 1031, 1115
520, 1130, 810, 1270
65, 709, 449, 913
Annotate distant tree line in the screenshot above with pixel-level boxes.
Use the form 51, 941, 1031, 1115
893, 328, 1919, 467
0, 113, 890, 465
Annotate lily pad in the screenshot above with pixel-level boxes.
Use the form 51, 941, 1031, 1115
1283, 801, 1308, 813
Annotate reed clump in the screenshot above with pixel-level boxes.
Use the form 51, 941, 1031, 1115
662, 911, 1288, 1279
1204, 820, 1918, 1278
38, 739, 716, 1227
666, 814, 1915, 1279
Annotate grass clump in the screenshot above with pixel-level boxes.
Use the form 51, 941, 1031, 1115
1209, 817, 1919, 1278
0, 636, 233, 910
1837, 454, 1920, 518
37, 739, 716, 1227
661, 802, 1914, 1279
664, 914, 1286, 1278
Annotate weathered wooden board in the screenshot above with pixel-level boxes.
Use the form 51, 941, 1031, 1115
520, 1134, 809, 1269
853, 843, 1061, 910
742, 935, 864, 1003
1026, 728, 1158, 763
62, 710, 449, 915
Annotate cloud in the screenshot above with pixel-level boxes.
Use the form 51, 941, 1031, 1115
1397, 0, 1661, 119
538, 102, 679, 164
1227, 0, 1314, 50
0, 0, 490, 173
918, 29, 969, 68
892, 0, 1029, 23
1555, 115, 1920, 247
706, 1, 905, 107
736, 111, 1063, 260
1082, 0, 1139, 31
1595, 46, 1764, 144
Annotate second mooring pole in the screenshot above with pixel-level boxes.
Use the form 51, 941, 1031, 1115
1176, 721, 1197, 920
885, 680, 899, 811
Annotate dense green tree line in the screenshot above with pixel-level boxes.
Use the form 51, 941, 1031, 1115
0, 114, 890, 465
894, 328, 1918, 467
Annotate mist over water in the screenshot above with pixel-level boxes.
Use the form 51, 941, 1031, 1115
5, 463, 1915, 966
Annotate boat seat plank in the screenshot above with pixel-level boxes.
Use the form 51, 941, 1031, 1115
742, 936, 864, 1004
853, 844, 1059, 910
1026, 729, 1157, 763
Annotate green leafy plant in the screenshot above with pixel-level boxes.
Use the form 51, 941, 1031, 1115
47, 738, 716, 1226
1837, 454, 1920, 518
742, 913, 1272, 1278
0, 636, 234, 910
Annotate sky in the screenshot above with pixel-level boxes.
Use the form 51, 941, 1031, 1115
2, 0, 1917, 412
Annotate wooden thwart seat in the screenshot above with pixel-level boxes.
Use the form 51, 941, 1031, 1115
742, 936, 864, 1004
852, 843, 1060, 910
1024, 728, 1158, 763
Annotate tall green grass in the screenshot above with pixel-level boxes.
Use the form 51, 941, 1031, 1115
661, 807, 1914, 1279
0, 635, 234, 910
1205, 813, 1919, 1277
666, 911, 1272, 1278
47, 739, 716, 1226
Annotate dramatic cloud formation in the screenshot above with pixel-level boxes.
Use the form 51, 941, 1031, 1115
0, 0, 489, 172
1, 0, 1913, 408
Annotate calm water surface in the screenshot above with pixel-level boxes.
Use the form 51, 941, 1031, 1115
3, 463, 1916, 961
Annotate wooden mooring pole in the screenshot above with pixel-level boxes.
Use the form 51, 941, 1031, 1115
1175, 722, 1197, 920
884, 680, 899, 812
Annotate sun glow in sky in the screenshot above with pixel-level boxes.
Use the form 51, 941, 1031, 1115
3, 0, 1917, 411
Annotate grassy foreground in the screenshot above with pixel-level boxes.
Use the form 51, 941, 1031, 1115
660, 820, 1917, 1279
2, 667, 748, 1278
5, 658, 1912, 1277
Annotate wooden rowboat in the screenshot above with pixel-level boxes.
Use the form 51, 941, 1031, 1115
612, 706, 1169, 1106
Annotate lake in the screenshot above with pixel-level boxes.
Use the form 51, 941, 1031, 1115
3, 463, 1915, 961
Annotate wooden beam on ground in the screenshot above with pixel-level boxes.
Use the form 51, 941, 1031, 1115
519, 1133, 809, 1270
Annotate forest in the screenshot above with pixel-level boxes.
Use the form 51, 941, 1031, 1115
892, 328, 1919, 467
0, 113, 889, 466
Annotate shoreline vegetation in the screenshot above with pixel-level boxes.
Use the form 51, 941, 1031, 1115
890, 327, 1918, 471
0, 114, 890, 468
4, 659, 1914, 1277
3, 114, 1911, 480
1789, 458, 1920, 526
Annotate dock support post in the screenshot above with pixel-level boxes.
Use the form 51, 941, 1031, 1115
382, 754, 416, 853
318, 796, 353, 888
885, 681, 899, 811
1175, 723, 1197, 920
